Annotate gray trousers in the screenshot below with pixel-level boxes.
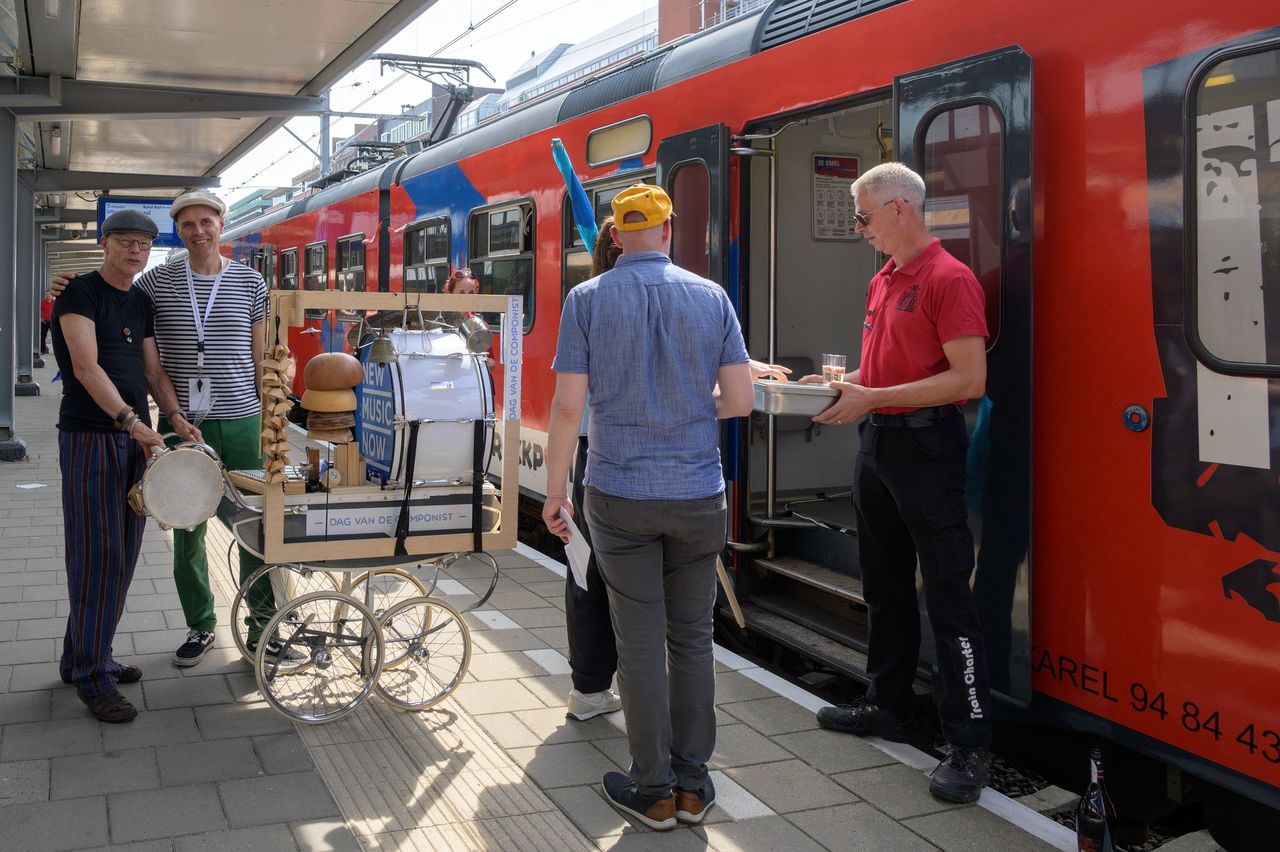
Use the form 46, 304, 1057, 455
584, 486, 726, 798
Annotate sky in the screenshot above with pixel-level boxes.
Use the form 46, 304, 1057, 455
218, 0, 658, 205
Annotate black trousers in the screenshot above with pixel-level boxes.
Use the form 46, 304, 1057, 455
565, 436, 618, 693
855, 416, 992, 747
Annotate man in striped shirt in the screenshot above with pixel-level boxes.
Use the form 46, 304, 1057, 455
54, 191, 276, 668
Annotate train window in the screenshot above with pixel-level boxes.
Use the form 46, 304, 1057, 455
921, 102, 1005, 342
336, 235, 366, 292
304, 242, 328, 291
469, 201, 534, 332
669, 162, 711, 278
404, 218, 450, 293
278, 248, 299, 291
587, 116, 652, 167
262, 248, 277, 289
1192, 48, 1280, 371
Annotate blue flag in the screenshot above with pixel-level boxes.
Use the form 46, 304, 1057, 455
551, 138, 598, 249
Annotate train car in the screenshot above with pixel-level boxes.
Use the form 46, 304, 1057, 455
222, 0, 1280, 841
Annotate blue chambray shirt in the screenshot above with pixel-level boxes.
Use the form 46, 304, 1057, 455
552, 251, 749, 500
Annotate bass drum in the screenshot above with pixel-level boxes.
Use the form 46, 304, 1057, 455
355, 329, 494, 485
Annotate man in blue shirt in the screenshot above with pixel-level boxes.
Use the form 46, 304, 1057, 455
543, 184, 753, 830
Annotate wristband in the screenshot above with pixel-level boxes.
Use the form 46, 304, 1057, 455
121, 412, 141, 435
113, 406, 135, 431
165, 408, 187, 422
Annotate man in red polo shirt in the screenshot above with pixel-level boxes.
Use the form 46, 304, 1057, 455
805, 162, 992, 803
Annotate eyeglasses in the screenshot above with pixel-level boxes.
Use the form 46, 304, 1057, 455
853, 198, 898, 228
111, 237, 153, 251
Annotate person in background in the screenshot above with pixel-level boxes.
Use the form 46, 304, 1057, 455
807, 162, 992, 804
52, 210, 199, 723
40, 289, 55, 354
543, 185, 754, 830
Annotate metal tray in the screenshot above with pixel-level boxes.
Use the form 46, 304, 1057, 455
753, 381, 838, 417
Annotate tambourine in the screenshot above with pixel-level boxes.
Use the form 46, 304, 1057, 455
127, 442, 226, 530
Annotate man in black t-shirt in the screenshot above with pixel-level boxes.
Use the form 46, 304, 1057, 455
52, 209, 198, 724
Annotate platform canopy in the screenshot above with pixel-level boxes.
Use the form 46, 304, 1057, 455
2, 0, 440, 224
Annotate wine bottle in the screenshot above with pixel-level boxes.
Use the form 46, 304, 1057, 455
1076, 747, 1117, 852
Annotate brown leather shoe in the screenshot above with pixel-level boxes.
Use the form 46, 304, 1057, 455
117, 665, 143, 684
602, 771, 676, 830
675, 788, 715, 824
76, 688, 138, 723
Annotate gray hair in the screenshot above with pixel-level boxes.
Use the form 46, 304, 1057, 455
852, 162, 926, 210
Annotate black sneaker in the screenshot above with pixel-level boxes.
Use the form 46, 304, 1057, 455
173, 630, 215, 667
602, 771, 676, 831
816, 697, 917, 743
929, 744, 990, 803
247, 637, 308, 668
675, 777, 716, 824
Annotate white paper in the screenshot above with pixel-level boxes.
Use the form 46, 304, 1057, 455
16, 483, 46, 489
559, 507, 591, 591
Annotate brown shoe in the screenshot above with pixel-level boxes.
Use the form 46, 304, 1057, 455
675, 788, 715, 824
117, 665, 143, 684
76, 688, 138, 723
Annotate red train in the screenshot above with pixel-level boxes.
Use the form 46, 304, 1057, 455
222, 0, 1280, 841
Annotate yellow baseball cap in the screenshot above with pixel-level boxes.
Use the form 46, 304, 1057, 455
611, 184, 675, 231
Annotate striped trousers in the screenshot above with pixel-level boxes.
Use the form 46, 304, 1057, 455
58, 430, 147, 697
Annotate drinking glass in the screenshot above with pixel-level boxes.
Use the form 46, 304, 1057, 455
822, 354, 847, 384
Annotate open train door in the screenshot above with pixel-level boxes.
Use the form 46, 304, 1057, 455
655, 124, 730, 287
895, 47, 1034, 703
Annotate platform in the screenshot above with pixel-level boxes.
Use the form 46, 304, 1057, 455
0, 358, 1073, 850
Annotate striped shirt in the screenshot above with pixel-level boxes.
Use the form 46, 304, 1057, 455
135, 259, 267, 420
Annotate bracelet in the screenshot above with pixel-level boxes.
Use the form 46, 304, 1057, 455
164, 408, 187, 422
113, 406, 135, 431
121, 412, 141, 435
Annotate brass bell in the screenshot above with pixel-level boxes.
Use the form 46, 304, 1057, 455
368, 328, 396, 364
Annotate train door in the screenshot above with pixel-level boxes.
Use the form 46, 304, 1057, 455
896, 46, 1034, 702
656, 124, 729, 286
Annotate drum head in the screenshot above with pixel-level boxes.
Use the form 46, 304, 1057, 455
143, 447, 224, 529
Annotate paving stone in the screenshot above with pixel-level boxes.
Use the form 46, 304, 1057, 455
789, 802, 939, 851
0, 795, 108, 851
0, 757, 50, 806
1, 717, 101, 761
466, 650, 546, 681
156, 738, 263, 786
142, 675, 234, 710
109, 783, 227, 843
527, 625, 571, 650
0, 689, 52, 724
518, 672, 576, 708
218, 771, 341, 828
50, 747, 158, 799
195, 702, 295, 739
596, 828, 709, 850
19, 585, 65, 602
174, 647, 248, 678
710, 722, 794, 769
705, 814, 829, 850
290, 819, 362, 852
833, 763, 967, 820
252, 733, 313, 775
223, 671, 260, 702
505, 606, 568, 629
719, 695, 823, 736
904, 803, 1059, 850
50, 680, 141, 720
7, 661, 64, 692
117, 611, 169, 633
589, 736, 633, 771
474, 711, 543, 750
508, 740, 621, 789
724, 758, 858, 813
0, 601, 55, 620
714, 670, 787, 704
172, 823, 298, 852
469, 626, 548, 652
78, 841, 174, 852
775, 727, 901, 774
0, 638, 54, 665
126, 593, 183, 612
547, 784, 630, 838
515, 706, 620, 744
102, 708, 202, 752
451, 678, 544, 714
116, 651, 185, 680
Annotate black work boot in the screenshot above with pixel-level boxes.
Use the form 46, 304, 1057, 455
929, 744, 990, 803
816, 697, 917, 743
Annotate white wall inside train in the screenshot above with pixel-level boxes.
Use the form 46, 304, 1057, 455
745, 97, 889, 501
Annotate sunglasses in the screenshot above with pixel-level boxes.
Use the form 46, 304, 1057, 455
853, 198, 898, 228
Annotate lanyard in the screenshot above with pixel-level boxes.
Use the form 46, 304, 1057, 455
185, 258, 227, 375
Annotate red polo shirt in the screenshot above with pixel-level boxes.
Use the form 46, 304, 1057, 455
858, 239, 987, 414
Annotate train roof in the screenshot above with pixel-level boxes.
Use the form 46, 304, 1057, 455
222, 0, 907, 242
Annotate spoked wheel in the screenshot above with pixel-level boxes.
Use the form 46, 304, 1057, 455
374, 596, 471, 710
231, 564, 338, 665
254, 591, 385, 723
348, 567, 429, 619
432, 551, 500, 613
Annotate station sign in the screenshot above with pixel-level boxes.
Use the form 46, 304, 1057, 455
96, 197, 183, 248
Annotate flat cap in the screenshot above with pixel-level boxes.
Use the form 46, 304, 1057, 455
101, 209, 160, 238
170, 190, 227, 220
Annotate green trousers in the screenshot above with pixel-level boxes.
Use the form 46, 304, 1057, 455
161, 413, 272, 639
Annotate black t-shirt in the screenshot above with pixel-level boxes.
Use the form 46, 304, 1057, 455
51, 271, 155, 432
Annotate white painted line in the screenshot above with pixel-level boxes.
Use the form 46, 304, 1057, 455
708, 770, 774, 820
739, 666, 827, 714
712, 644, 755, 671
515, 542, 567, 578
434, 579, 472, 596
524, 648, 572, 676
977, 788, 1076, 851
473, 610, 521, 630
